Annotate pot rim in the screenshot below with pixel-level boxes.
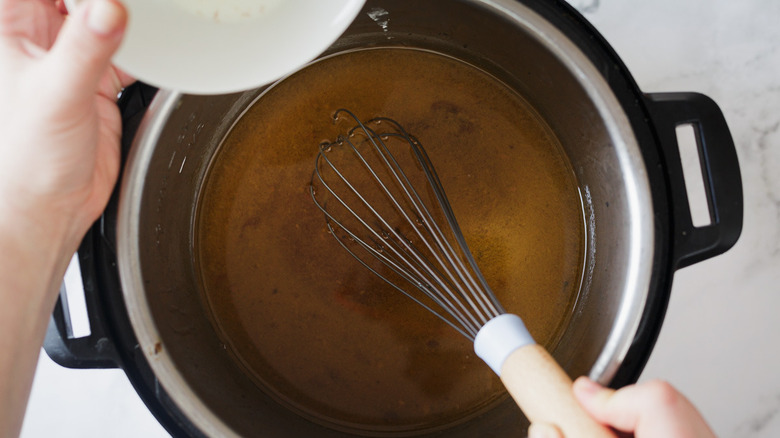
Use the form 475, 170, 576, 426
116, 0, 654, 435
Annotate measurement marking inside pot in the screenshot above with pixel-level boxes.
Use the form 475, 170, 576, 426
179, 156, 188, 174
579, 185, 596, 307
367, 7, 389, 33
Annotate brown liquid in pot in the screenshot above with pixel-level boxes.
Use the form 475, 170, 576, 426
195, 48, 584, 433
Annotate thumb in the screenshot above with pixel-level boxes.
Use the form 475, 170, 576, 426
47, 0, 127, 100
572, 377, 625, 427
573, 376, 717, 437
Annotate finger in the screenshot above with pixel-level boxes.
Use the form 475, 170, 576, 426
0, 0, 64, 48
96, 63, 135, 102
572, 376, 633, 430
55, 0, 68, 15
115, 66, 135, 88
573, 377, 715, 436
528, 422, 563, 438
45, 0, 126, 103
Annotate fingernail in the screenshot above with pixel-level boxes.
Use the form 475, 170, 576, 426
528, 423, 560, 438
574, 376, 603, 395
87, 0, 124, 35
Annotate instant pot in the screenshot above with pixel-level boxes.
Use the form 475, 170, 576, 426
44, 0, 743, 436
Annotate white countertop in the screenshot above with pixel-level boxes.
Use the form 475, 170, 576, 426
21, 0, 780, 436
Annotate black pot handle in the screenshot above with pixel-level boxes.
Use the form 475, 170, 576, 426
43, 83, 158, 369
645, 92, 743, 269
43, 231, 120, 369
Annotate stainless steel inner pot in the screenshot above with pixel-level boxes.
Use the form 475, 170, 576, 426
116, 0, 654, 436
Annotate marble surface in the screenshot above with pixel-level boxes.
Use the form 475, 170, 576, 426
20, 0, 780, 436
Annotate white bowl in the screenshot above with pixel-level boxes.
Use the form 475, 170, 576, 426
66, 0, 366, 94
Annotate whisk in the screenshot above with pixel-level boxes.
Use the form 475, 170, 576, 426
310, 109, 613, 437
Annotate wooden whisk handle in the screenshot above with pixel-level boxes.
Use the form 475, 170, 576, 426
474, 314, 614, 437
500, 344, 615, 438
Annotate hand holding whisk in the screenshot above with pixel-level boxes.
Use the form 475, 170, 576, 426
310, 109, 614, 437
